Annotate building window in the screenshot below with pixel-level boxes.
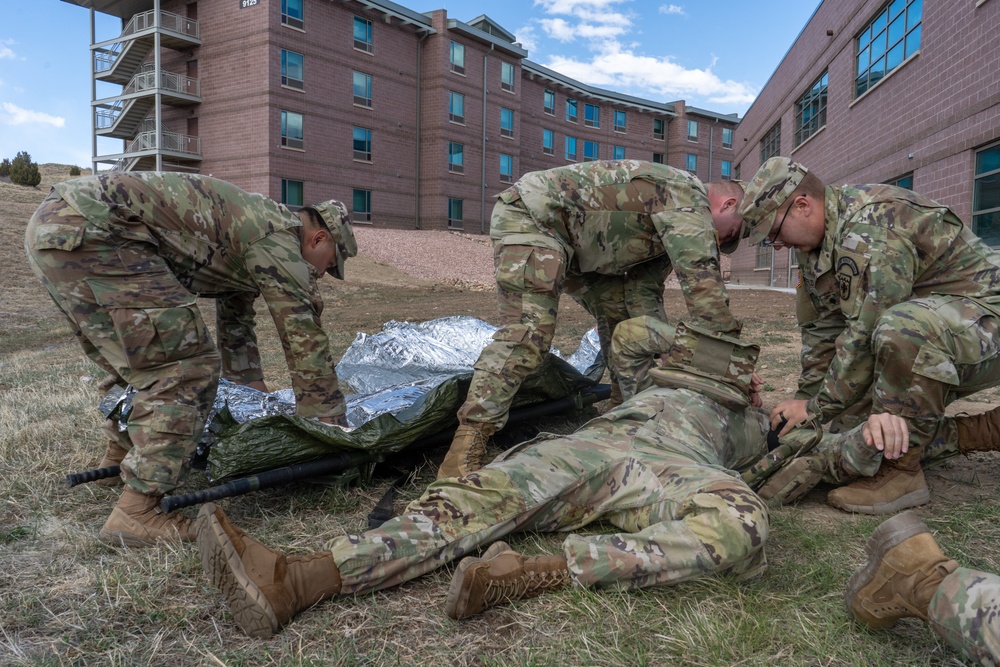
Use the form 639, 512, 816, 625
352, 126, 372, 162
613, 110, 626, 133
653, 118, 665, 141
973, 141, 1000, 246
585, 104, 600, 128
450, 41, 465, 75
281, 110, 303, 149
281, 179, 303, 206
449, 91, 465, 124
795, 71, 828, 147
448, 142, 464, 174
500, 153, 513, 183
722, 127, 733, 149
886, 173, 914, 189
686, 154, 697, 172
566, 99, 578, 123
353, 16, 373, 53
501, 62, 515, 92
761, 121, 781, 162
734, 163, 741, 180
500, 108, 514, 138
352, 188, 371, 223
353, 71, 372, 108
565, 136, 577, 161
721, 160, 732, 181
583, 141, 599, 162
543, 89, 555, 115
281, 50, 304, 90
448, 198, 463, 229
281, 0, 303, 29
652, 152, 664, 164
687, 119, 698, 141
543, 129, 555, 155
856, 0, 922, 97
613, 145, 625, 160
756, 245, 773, 269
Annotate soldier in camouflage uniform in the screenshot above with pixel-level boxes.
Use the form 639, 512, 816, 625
847, 510, 1000, 665
739, 157, 1000, 515
24, 172, 357, 547
440, 159, 747, 479
194, 319, 907, 639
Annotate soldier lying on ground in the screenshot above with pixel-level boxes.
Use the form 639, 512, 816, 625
847, 510, 1000, 665
739, 157, 1000, 516
24, 172, 357, 547
440, 159, 747, 479
194, 319, 906, 639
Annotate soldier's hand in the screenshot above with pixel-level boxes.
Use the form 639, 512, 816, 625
749, 373, 764, 408
317, 414, 349, 428
244, 379, 269, 393
770, 399, 809, 436
862, 413, 909, 460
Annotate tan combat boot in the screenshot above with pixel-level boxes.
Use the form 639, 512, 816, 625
955, 405, 1000, 452
827, 449, 929, 515
845, 510, 958, 628
196, 503, 341, 638
607, 380, 624, 408
98, 487, 196, 547
444, 549, 571, 619
437, 423, 495, 479
95, 439, 128, 487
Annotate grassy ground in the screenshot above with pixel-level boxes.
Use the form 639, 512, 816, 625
2, 167, 999, 666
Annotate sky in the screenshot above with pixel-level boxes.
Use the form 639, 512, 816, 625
0, 0, 821, 166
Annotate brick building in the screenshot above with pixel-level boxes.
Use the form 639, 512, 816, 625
729, 0, 1000, 287
66, 0, 739, 232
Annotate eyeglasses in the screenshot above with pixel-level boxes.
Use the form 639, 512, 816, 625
761, 196, 798, 247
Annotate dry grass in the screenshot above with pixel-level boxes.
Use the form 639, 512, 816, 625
2, 167, 999, 665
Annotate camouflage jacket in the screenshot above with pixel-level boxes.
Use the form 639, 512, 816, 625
53, 173, 344, 419
796, 184, 1000, 422
499, 160, 740, 335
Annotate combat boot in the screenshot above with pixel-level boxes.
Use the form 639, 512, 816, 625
845, 510, 958, 628
98, 487, 196, 547
95, 439, 128, 487
827, 449, 929, 515
437, 423, 495, 479
607, 380, 624, 408
955, 405, 1000, 453
444, 549, 571, 619
196, 503, 341, 638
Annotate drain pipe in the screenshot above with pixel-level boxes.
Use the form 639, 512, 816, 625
480, 47, 492, 234
414, 31, 429, 229
90, 8, 97, 174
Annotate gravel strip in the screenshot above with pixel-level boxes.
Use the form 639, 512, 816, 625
353, 227, 496, 288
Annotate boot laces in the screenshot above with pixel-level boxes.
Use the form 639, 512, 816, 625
481, 567, 569, 606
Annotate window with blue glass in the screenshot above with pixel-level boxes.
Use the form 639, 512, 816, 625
500, 154, 513, 182
500, 108, 514, 138
352, 71, 371, 107
543, 129, 554, 155
565, 136, 577, 161
795, 71, 828, 147
583, 141, 599, 161
543, 90, 555, 115
450, 41, 465, 74
566, 99, 578, 123
281, 110, 303, 149
686, 153, 697, 172
281, 0, 303, 28
614, 110, 626, 132
973, 141, 1000, 246
856, 0, 922, 97
281, 50, 303, 89
353, 16, 373, 53
721, 160, 732, 180
281, 179, 303, 206
352, 126, 371, 161
449, 92, 465, 124
585, 104, 600, 128
448, 142, 464, 173
613, 145, 625, 160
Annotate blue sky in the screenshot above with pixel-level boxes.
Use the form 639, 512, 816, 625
0, 0, 820, 166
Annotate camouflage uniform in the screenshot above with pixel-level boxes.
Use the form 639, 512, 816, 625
458, 159, 740, 429
741, 159, 1000, 463
930, 568, 1000, 665
24, 173, 347, 495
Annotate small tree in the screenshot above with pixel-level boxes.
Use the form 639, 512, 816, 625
69, 165, 81, 176
9, 151, 41, 187
0, 158, 10, 178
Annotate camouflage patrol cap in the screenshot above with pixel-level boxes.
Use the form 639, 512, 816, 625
303, 199, 358, 280
739, 157, 809, 246
649, 320, 759, 410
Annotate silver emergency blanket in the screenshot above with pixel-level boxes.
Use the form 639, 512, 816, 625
101, 316, 603, 481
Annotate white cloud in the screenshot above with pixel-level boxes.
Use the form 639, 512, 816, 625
0, 44, 15, 60
1, 102, 66, 127
513, 25, 540, 52
658, 4, 685, 16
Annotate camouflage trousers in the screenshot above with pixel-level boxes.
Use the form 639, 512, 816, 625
458, 198, 668, 428
328, 388, 770, 594
930, 567, 1000, 665
24, 192, 220, 495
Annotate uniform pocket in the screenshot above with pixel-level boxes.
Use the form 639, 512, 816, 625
30, 223, 86, 251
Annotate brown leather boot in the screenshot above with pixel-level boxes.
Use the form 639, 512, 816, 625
98, 487, 195, 547
444, 549, 571, 619
196, 503, 341, 638
955, 405, 1000, 452
845, 510, 958, 629
608, 380, 624, 408
827, 449, 929, 515
437, 423, 494, 479
95, 440, 128, 487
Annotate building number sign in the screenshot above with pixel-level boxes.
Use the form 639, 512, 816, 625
240, 0, 259, 7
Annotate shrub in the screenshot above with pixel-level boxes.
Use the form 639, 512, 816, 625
9, 151, 41, 187
69, 165, 81, 176
0, 158, 10, 178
